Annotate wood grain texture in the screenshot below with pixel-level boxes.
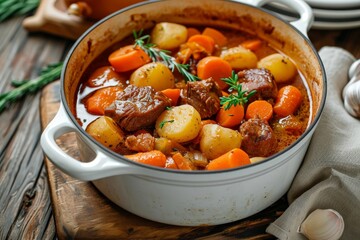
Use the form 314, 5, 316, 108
1, 5, 360, 239
40, 81, 287, 239
0, 15, 70, 240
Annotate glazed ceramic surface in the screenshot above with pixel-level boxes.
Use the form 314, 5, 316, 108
41, 0, 326, 226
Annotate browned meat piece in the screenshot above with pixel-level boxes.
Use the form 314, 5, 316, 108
237, 68, 278, 99
125, 133, 155, 152
105, 85, 171, 132
179, 78, 222, 119
239, 117, 277, 157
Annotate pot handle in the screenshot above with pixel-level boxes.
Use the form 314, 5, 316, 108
241, 0, 313, 37
41, 105, 138, 181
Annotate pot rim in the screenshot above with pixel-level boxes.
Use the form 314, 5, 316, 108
60, 0, 327, 175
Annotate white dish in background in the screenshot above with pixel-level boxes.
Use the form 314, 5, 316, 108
272, 12, 360, 30
313, 7, 360, 20
268, 2, 360, 20
312, 19, 360, 30
305, 0, 360, 9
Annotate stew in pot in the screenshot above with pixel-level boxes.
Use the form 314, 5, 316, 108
74, 22, 311, 171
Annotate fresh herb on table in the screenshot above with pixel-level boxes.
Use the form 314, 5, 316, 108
220, 71, 256, 110
133, 30, 199, 82
0, 0, 40, 22
0, 62, 63, 113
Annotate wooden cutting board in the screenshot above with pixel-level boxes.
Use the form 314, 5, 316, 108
40, 80, 288, 239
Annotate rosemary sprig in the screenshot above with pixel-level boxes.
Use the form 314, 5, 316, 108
0, 62, 63, 113
220, 71, 256, 110
0, 0, 40, 22
133, 30, 199, 82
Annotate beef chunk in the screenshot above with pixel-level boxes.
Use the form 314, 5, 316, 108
179, 78, 222, 119
105, 85, 171, 131
237, 68, 278, 99
125, 132, 155, 152
239, 117, 277, 157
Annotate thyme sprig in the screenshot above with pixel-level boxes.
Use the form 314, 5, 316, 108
0, 62, 63, 113
0, 0, 40, 22
220, 71, 256, 110
133, 30, 199, 82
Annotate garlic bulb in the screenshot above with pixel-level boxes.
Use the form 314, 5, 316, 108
298, 209, 344, 240
343, 59, 360, 118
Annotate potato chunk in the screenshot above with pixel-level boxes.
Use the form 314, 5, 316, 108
257, 53, 297, 83
200, 124, 242, 160
151, 22, 187, 50
130, 62, 175, 91
155, 104, 201, 143
86, 116, 125, 151
220, 45, 258, 69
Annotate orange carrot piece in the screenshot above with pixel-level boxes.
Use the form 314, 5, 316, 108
197, 56, 232, 90
172, 152, 196, 170
240, 39, 262, 51
206, 148, 250, 170
273, 85, 302, 117
202, 27, 227, 47
216, 104, 245, 128
161, 88, 181, 106
85, 86, 123, 115
187, 34, 215, 54
86, 66, 125, 87
108, 45, 151, 72
187, 27, 201, 39
245, 100, 273, 121
125, 150, 167, 168
165, 156, 179, 169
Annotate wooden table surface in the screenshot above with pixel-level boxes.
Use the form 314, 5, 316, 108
0, 11, 360, 240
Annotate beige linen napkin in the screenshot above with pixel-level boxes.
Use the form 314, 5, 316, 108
266, 47, 360, 239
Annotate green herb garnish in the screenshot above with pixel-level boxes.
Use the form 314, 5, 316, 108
0, 62, 63, 113
133, 30, 199, 82
159, 119, 174, 129
220, 71, 256, 110
0, 0, 40, 22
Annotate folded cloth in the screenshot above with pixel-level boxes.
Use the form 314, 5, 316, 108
266, 47, 360, 239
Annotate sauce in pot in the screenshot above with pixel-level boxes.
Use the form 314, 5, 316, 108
74, 22, 311, 171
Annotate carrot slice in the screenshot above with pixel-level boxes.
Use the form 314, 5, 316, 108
197, 56, 232, 89
216, 104, 244, 128
86, 66, 125, 87
165, 156, 179, 169
206, 148, 250, 170
108, 45, 151, 72
240, 39, 262, 51
161, 88, 181, 106
125, 150, 167, 168
202, 27, 227, 47
187, 34, 215, 54
245, 100, 273, 121
187, 27, 201, 39
273, 85, 302, 117
85, 86, 123, 115
172, 152, 196, 170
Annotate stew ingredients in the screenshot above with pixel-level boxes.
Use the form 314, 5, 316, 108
75, 22, 311, 171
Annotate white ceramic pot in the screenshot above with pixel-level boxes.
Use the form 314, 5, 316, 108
41, 0, 326, 226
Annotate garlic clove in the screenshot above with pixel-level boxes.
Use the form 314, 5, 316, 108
343, 59, 360, 118
298, 209, 344, 240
